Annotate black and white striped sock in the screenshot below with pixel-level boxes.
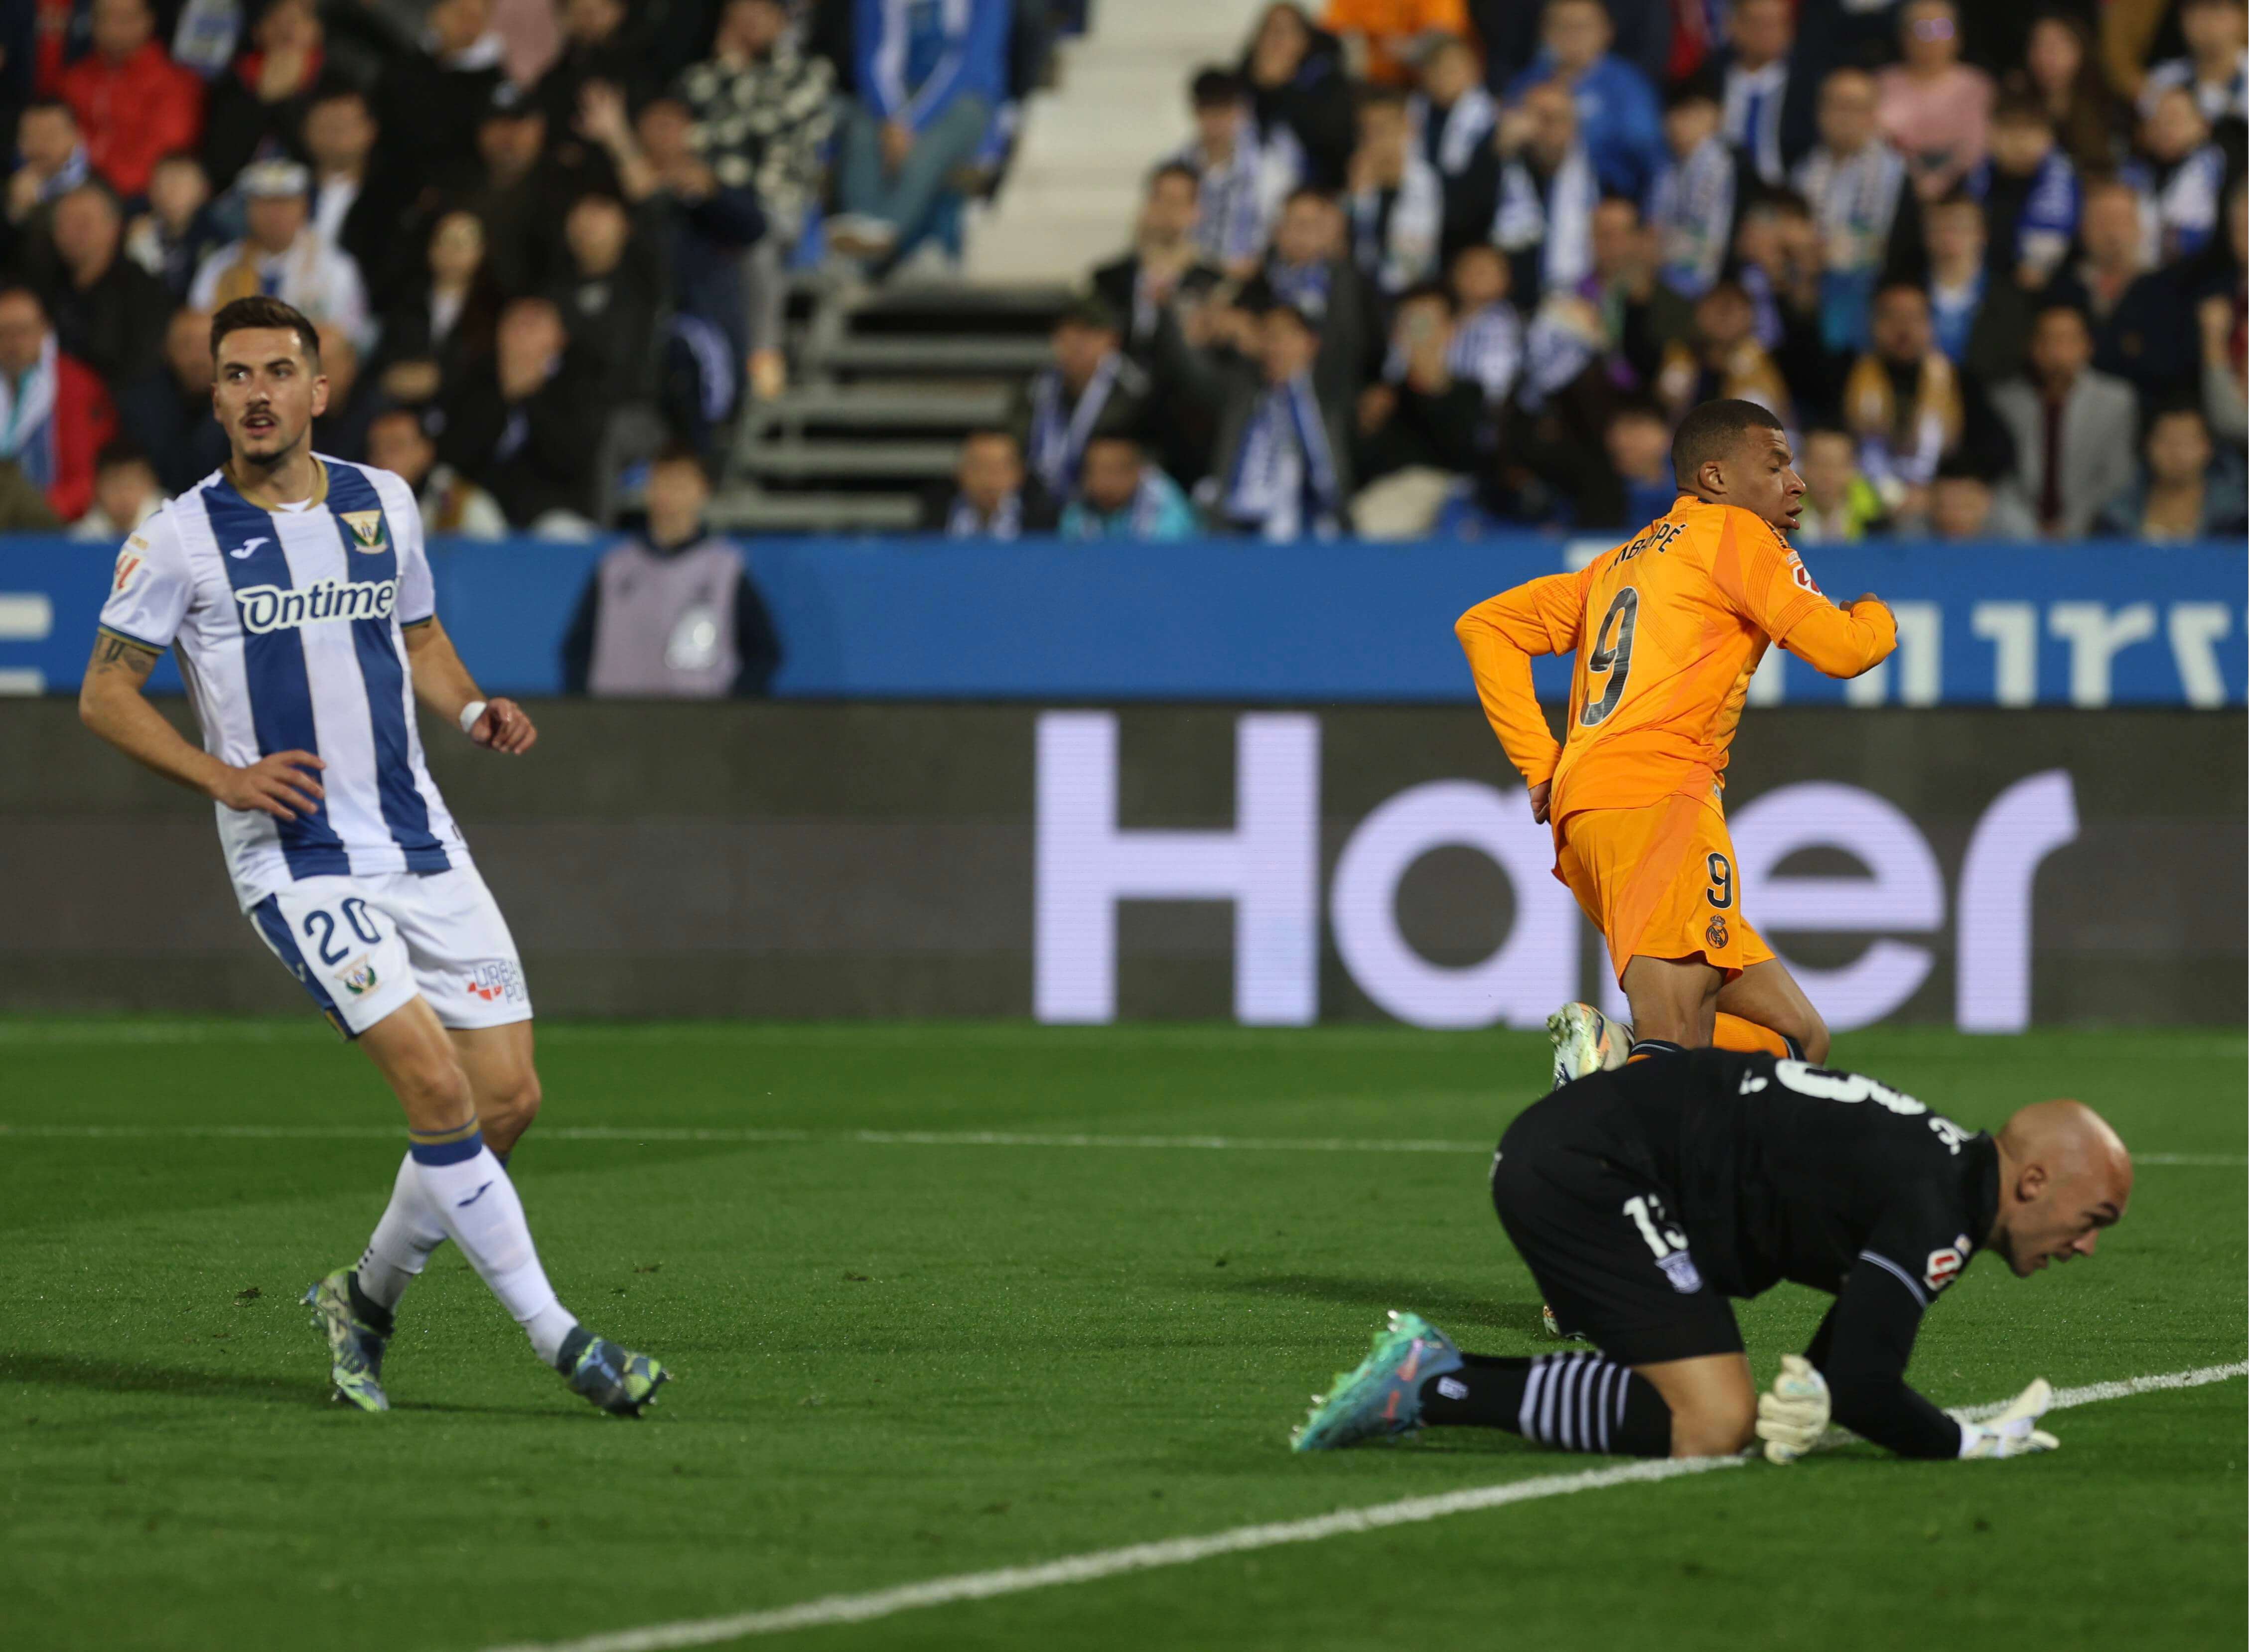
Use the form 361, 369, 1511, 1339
1418, 1351, 1673, 1456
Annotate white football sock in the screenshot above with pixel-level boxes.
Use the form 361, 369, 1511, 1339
410, 1136, 581, 1367
354, 1152, 448, 1313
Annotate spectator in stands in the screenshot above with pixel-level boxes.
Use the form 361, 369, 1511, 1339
1992, 302, 2140, 540
1410, 33, 1498, 257
1504, 0, 1665, 201
1174, 69, 1295, 279
1322, 0, 1467, 89
1924, 193, 2029, 388
1581, 397, 1678, 531
1012, 298, 1149, 501
2015, 11, 2121, 176
532, 0, 655, 131
828, 0, 1008, 270
1794, 67, 1913, 354
1061, 433, 1198, 541
2130, 84, 2230, 265
200, 0, 322, 193
56, 0, 203, 198
924, 428, 1059, 537
546, 190, 659, 407
2138, 0, 2249, 124
1648, 77, 1737, 301
376, 210, 502, 413
67, 437, 158, 539
2196, 186, 2248, 442
0, 284, 115, 521
1794, 423, 1888, 543
374, 0, 509, 187
1344, 86, 1441, 295
129, 305, 227, 494
1492, 79, 1599, 304
1443, 241, 1523, 407
606, 93, 767, 450
38, 181, 168, 392
6, 100, 89, 254
2049, 176, 2192, 404
1353, 279, 1479, 536
1235, 187, 1377, 402
563, 443, 782, 698
188, 158, 371, 352
1656, 279, 1792, 426
2094, 402, 2249, 539
1914, 453, 2039, 542
1716, 0, 1815, 188
123, 151, 223, 302
0, 459, 60, 530
1844, 282, 1966, 517
676, 0, 835, 405
438, 294, 603, 535
1198, 302, 1351, 540
440, 81, 568, 300
1091, 163, 1223, 362
1970, 95, 2080, 291
301, 87, 411, 313
1876, 0, 1994, 203
365, 405, 510, 539
1242, 5, 1355, 191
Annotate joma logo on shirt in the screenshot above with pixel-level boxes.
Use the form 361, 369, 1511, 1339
236, 578, 398, 634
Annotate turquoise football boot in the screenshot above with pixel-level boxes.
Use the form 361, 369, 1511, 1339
1290, 1311, 1463, 1451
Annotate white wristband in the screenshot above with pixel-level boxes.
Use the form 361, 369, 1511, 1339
458, 699, 488, 736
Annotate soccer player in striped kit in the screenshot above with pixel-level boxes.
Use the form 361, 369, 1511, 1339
78, 296, 666, 1417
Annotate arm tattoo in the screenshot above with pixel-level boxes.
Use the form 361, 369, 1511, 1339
91, 635, 159, 677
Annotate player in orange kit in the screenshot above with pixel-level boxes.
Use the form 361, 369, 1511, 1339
1456, 399, 1896, 1087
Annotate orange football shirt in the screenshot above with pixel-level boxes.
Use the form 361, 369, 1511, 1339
1455, 496, 1897, 821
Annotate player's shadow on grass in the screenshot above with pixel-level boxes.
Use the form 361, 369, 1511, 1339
1208, 1273, 1547, 1340
1, 1351, 559, 1417
0, 1350, 330, 1406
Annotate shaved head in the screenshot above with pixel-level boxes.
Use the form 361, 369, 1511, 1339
1989, 1100, 2132, 1277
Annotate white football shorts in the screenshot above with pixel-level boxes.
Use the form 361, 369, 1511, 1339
248, 863, 533, 1038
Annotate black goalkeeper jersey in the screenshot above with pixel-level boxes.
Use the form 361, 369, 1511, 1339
1592, 1049, 2001, 1458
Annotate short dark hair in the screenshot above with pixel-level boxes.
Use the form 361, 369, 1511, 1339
1190, 67, 1244, 108
1054, 296, 1121, 335
1992, 90, 2053, 128
651, 440, 709, 474
1395, 279, 1454, 315
95, 437, 152, 473
962, 426, 1019, 450
1148, 160, 1200, 196
1358, 85, 1409, 115
210, 295, 321, 364
20, 96, 74, 125
1671, 398, 1785, 486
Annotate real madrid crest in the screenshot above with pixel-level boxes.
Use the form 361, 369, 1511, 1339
341, 509, 389, 552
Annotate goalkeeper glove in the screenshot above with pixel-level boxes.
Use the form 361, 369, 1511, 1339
1957, 1377, 2059, 1460
1755, 1354, 1830, 1465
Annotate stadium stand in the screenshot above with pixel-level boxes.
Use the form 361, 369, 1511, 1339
0, 0, 2238, 546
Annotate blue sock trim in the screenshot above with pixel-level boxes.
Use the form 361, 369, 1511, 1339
1629, 1039, 1687, 1059
409, 1131, 485, 1167
1781, 1034, 1806, 1062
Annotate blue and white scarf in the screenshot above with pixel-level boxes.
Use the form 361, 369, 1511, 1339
947, 491, 1023, 538
1493, 143, 1597, 294
1025, 353, 1121, 494
1650, 134, 1736, 298
1224, 375, 1340, 542
1411, 86, 1496, 177
0, 333, 60, 490
1263, 257, 1332, 321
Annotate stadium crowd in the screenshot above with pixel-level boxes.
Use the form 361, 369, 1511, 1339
940, 0, 2249, 544
0, 0, 1074, 539
0, 0, 2239, 556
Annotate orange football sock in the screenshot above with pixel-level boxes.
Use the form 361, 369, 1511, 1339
1712, 1014, 1795, 1059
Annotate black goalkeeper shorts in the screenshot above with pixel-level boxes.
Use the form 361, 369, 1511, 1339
1489, 1085, 1744, 1367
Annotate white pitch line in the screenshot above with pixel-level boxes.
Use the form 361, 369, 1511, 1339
473, 1457, 1742, 1652
476, 1362, 2248, 1652
0, 1121, 2239, 1166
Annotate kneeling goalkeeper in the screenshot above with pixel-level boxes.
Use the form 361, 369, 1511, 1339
1293, 1051, 2131, 1462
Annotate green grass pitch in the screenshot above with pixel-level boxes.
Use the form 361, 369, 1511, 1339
1, 1021, 2242, 1652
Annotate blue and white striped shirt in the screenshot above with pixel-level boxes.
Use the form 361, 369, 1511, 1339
97, 456, 466, 909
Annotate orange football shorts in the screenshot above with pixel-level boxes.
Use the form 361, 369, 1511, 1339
1554, 791, 1775, 984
